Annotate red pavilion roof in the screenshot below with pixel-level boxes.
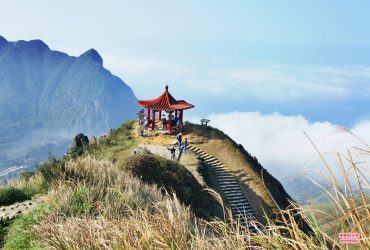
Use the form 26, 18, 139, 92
137, 86, 194, 112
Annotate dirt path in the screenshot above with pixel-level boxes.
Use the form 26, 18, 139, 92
0, 195, 47, 220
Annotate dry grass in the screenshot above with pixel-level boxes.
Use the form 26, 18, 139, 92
3, 122, 369, 249
20, 149, 367, 249
11, 173, 46, 194
31, 156, 251, 249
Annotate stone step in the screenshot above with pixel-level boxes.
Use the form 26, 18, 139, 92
219, 181, 239, 186
217, 178, 236, 183
220, 184, 243, 191
206, 160, 222, 166
222, 191, 244, 197
216, 176, 236, 181
205, 158, 221, 164
203, 155, 215, 160
226, 197, 249, 203
211, 165, 228, 170
229, 201, 252, 207
212, 169, 232, 174
222, 191, 242, 196
192, 148, 202, 153
188, 146, 257, 227
232, 207, 255, 213
214, 173, 235, 178
210, 163, 226, 168
225, 193, 246, 198
232, 203, 252, 208
211, 165, 229, 170
226, 194, 249, 200
229, 202, 251, 208
214, 172, 234, 177
222, 189, 242, 195
208, 164, 225, 169
222, 188, 243, 192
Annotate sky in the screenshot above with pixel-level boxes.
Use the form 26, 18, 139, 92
1, 1, 370, 193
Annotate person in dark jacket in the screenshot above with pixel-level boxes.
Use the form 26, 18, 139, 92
183, 138, 188, 155
167, 146, 176, 161
176, 132, 182, 149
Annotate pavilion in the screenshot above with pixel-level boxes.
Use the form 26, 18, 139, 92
137, 85, 194, 132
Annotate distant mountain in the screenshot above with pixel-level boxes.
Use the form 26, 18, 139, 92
0, 36, 138, 176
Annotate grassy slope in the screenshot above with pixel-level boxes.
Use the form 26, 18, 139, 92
182, 123, 293, 222
127, 121, 296, 224
1, 121, 369, 249
87, 121, 223, 220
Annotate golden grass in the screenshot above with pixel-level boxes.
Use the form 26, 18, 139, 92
4, 122, 369, 249
21, 147, 368, 249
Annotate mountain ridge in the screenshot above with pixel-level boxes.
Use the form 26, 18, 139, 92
0, 36, 138, 177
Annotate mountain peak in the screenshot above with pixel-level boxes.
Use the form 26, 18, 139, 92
13, 39, 50, 52
0, 35, 8, 48
79, 48, 103, 66
28, 39, 49, 50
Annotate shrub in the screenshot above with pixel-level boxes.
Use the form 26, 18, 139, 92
19, 171, 35, 181
38, 157, 64, 184
0, 187, 30, 206
14, 173, 48, 197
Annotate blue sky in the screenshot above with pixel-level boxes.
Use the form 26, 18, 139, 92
1, 1, 370, 188
1, 1, 370, 126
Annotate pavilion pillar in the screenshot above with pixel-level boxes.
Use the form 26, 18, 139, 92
168, 112, 172, 132
158, 110, 162, 121
151, 110, 155, 130
175, 110, 178, 119
147, 109, 150, 120
179, 110, 183, 123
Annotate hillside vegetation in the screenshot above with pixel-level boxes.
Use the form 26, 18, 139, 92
0, 121, 368, 249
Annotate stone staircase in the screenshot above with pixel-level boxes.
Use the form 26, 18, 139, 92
187, 144, 256, 230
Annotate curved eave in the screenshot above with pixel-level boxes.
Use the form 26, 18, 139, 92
137, 87, 194, 112
137, 99, 194, 112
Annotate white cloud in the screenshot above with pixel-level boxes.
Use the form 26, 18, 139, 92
226, 68, 350, 100
191, 112, 370, 181
101, 52, 370, 102
102, 53, 194, 80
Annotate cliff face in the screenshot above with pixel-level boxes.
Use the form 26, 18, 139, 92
0, 36, 138, 169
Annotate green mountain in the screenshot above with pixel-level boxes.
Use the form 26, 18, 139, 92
0, 36, 138, 174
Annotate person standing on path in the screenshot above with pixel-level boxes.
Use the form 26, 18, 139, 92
176, 132, 182, 149
162, 114, 167, 130
183, 138, 188, 155
167, 146, 176, 161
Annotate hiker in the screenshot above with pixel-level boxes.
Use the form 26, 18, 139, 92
138, 109, 144, 125
162, 114, 167, 130
167, 146, 176, 161
176, 132, 182, 149
183, 138, 188, 155
145, 118, 151, 130
171, 115, 175, 127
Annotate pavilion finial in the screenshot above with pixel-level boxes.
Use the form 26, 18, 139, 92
165, 84, 169, 92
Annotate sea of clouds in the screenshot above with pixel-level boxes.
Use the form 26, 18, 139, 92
190, 112, 370, 195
